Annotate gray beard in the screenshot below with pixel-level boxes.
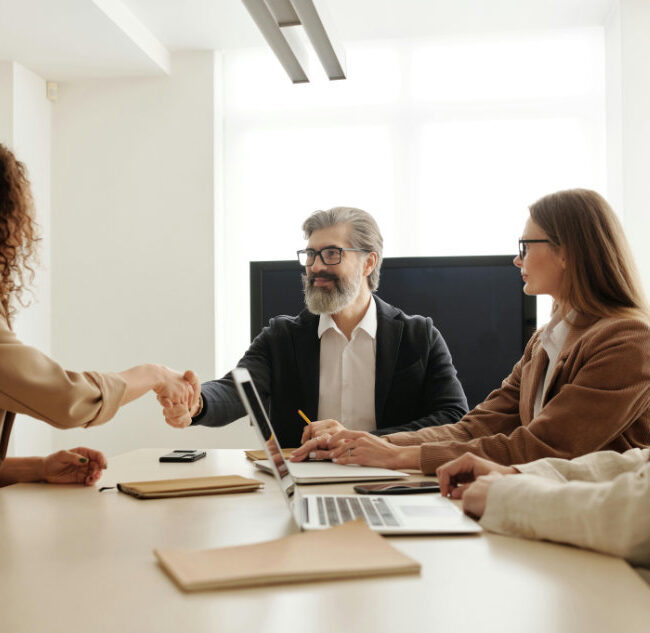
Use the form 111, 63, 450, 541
302, 265, 363, 315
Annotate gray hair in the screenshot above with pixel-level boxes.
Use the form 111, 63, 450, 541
301, 206, 383, 291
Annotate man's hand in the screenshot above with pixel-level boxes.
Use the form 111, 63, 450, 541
157, 370, 201, 428
41, 447, 107, 486
300, 418, 346, 444
436, 452, 517, 498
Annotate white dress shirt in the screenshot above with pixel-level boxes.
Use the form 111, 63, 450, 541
533, 310, 571, 417
317, 297, 377, 432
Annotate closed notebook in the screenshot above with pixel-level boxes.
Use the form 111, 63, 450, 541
154, 518, 421, 591
117, 475, 263, 499
245, 448, 296, 462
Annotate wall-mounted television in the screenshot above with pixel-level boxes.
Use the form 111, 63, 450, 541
250, 256, 536, 408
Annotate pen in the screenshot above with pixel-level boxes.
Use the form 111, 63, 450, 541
297, 409, 312, 426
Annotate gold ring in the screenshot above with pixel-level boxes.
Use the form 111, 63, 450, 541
347, 448, 351, 457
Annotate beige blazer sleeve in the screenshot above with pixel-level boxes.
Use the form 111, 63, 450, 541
0, 315, 126, 429
480, 449, 650, 567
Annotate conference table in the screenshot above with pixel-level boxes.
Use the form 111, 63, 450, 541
1, 449, 649, 633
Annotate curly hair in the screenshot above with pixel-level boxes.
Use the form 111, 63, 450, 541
0, 143, 40, 325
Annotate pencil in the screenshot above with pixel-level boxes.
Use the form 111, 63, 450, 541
297, 409, 312, 425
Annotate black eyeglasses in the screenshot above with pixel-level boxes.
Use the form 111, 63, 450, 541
297, 247, 371, 266
518, 239, 552, 260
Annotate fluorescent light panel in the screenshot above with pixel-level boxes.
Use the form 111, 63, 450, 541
241, 0, 309, 83
241, 0, 346, 83
291, 0, 345, 80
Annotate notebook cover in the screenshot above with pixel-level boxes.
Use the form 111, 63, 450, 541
245, 448, 296, 462
117, 475, 263, 499
154, 519, 421, 591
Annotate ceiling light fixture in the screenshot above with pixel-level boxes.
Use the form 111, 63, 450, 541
241, 0, 346, 83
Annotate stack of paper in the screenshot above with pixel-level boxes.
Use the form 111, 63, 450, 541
155, 519, 421, 591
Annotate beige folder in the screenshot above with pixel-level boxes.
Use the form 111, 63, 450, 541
155, 519, 421, 591
244, 448, 296, 462
117, 475, 263, 499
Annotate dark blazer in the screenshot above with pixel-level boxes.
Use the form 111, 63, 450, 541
193, 296, 468, 447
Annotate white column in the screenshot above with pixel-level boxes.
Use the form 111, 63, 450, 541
605, 0, 650, 295
0, 61, 53, 457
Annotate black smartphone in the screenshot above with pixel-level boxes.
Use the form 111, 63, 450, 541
353, 481, 440, 495
159, 449, 207, 463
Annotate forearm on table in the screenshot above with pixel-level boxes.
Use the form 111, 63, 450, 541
516, 448, 650, 483
385, 408, 519, 455
0, 457, 44, 486
416, 413, 626, 475
481, 468, 650, 565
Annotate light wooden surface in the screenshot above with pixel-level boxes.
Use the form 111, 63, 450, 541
1, 449, 648, 633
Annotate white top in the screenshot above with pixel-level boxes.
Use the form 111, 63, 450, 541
317, 297, 377, 431
533, 310, 571, 417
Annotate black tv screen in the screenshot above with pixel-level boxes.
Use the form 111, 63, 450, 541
250, 256, 536, 409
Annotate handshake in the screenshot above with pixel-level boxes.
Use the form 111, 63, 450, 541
153, 367, 202, 428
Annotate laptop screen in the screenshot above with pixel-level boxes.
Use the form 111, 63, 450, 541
238, 375, 296, 502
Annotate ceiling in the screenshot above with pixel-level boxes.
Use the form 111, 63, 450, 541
0, 0, 616, 81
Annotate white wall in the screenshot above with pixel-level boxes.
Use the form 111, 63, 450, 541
0, 60, 53, 458
50, 51, 255, 457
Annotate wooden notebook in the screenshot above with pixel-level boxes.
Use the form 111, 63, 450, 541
117, 475, 263, 499
154, 519, 421, 591
244, 448, 296, 462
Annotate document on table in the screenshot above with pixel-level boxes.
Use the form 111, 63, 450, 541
117, 475, 263, 499
155, 518, 421, 591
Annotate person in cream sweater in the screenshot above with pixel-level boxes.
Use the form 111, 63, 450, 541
436, 448, 650, 584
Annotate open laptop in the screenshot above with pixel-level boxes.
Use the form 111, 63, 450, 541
233, 367, 482, 535
233, 370, 409, 484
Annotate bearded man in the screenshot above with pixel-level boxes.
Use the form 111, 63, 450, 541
162, 207, 468, 448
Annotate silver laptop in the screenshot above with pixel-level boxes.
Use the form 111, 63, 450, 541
233, 367, 482, 535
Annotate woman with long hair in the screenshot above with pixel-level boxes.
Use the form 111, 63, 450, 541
292, 189, 650, 472
0, 143, 198, 487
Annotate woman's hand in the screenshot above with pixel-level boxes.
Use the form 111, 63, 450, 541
41, 447, 107, 486
436, 452, 518, 498
461, 473, 506, 520
300, 419, 346, 444
291, 430, 421, 470
153, 366, 195, 408
157, 370, 201, 428
118, 365, 199, 423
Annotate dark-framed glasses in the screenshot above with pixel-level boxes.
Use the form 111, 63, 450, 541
518, 239, 552, 260
297, 247, 371, 266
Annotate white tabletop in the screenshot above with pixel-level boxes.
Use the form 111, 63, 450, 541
1, 449, 648, 633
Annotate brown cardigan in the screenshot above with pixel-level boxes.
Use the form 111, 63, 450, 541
387, 315, 650, 474
0, 314, 126, 466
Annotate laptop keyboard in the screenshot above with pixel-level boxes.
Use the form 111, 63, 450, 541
313, 495, 400, 528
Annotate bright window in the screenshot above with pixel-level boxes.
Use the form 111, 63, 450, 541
218, 28, 606, 373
